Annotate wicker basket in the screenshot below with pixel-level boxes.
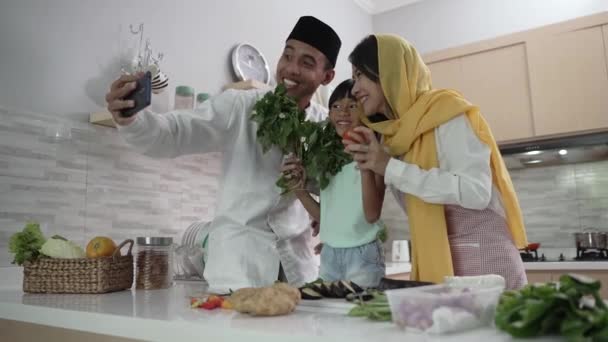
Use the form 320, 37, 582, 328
23, 239, 134, 294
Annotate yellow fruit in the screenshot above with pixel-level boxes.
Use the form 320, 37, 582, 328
86, 236, 117, 258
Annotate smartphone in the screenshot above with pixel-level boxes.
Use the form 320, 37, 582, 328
120, 71, 152, 118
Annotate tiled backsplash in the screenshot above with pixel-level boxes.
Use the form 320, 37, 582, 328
1, 106, 607, 267
380, 159, 608, 257
0, 107, 220, 267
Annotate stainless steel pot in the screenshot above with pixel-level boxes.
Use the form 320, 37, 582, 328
573, 231, 607, 249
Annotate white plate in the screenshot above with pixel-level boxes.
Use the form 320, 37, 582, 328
296, 299, 356, 315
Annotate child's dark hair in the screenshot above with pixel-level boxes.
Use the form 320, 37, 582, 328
328, 79, 356, 107
348, 35, 379, 83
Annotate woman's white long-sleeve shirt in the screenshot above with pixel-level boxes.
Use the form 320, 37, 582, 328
384, 115, 505, 217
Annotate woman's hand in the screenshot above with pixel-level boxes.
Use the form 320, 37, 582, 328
280, 154, 306, 191
344, 127, 391, 176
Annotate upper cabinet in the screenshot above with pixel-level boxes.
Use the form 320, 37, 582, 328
459, 44, 535, 142
423, 12, 608, 143
527, 26, 608, 136
427, 58, 464, 90
604, 25, 608, 63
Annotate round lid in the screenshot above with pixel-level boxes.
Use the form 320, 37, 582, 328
175, 86, 195, 97
231, 43, 270, 84
137, 237, 173, 246
197, 93, 210, 103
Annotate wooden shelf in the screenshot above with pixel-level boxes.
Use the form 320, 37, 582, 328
89, 112, 116, 128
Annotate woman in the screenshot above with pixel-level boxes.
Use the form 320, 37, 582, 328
344, 34, 528, 289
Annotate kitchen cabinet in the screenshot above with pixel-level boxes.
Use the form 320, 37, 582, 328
459, 44, 534, 142
427, 46, 535, 143
423, 13, 608, 142
526, 26, 608, 136
525, 271, 553, 284
427, 58, 464, 91
604, 25, 608, 68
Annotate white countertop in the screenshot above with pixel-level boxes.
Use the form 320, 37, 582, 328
385, 261, 411, 275
523, 261, 608, 271
0, 280, 560, 342
387, 261, 608, 272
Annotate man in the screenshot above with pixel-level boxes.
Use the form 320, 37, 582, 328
105, 16, 341, 290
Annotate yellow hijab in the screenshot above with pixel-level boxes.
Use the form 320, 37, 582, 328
362, 34, 528, 283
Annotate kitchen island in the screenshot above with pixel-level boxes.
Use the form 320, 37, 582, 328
0, 281, 562, 342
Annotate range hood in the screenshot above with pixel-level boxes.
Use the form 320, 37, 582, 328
500, 131, 608, 169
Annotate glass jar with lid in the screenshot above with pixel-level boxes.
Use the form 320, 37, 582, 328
135, 237, 174, 290
196, 93, 210, 109
174, 86, 195, 110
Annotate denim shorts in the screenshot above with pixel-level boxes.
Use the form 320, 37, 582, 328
319, 239, 385, 288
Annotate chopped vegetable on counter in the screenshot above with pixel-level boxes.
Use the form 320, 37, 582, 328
348, 291, 392, 321
190, 298, 204, 308
190, 294, 230, 311
495, 274, 608, 341
299, 279, 365, 299
221, 299, 233, 310
350, 277, 504, 335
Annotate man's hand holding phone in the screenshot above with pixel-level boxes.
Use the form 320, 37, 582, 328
105, 71, 152, 126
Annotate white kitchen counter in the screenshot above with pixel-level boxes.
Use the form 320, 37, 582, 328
0, 281, 561, 342
385, 261, 411, 275
386, 261, 608, 273
524, 262, 608, 271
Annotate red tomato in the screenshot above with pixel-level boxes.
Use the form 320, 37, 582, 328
343, 129, 353, 141
343, 128, 367, 145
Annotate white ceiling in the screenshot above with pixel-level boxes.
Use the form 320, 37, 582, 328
353, 0, 427, 15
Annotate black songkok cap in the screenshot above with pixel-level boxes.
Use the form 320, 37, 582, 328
286, 16, 341, 67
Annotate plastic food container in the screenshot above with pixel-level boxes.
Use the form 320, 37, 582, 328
386, 284, 504, 334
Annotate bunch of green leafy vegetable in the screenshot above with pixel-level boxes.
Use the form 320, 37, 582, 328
251, 85, 307, 155
300, 121, 351, 190
9, 221, 46, 265
495, 274, 608, 341
348, 291, 392, 321
251, 85, 351, 193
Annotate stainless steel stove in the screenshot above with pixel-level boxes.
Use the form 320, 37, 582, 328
575, 248, 608, 261
520, 247, 608, 262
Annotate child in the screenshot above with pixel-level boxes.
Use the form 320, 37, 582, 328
281, 79, 386, 288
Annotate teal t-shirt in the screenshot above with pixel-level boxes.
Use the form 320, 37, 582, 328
319, 162, 380, 248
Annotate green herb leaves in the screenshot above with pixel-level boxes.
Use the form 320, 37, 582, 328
251, 85, 351, 193
495, 274, 608, 341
